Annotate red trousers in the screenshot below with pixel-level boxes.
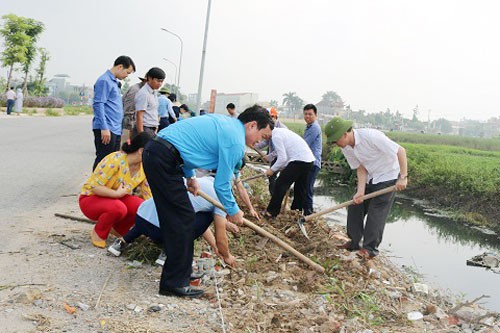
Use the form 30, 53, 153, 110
79, 194, 144, 239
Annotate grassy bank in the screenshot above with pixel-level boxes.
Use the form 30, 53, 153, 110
282, 123, 500, 231
326, 141, 500, 231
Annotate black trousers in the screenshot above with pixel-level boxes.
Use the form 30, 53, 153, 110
142, 138, 194, 289
266, 161, 313, 216
125, 211, 214, 245
92, 129, 121, 171
346, 179, 397, 256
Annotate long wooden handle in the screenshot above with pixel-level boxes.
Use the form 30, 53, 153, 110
197, 190, 325, 273
248, 145, 268, 161
240, 173, 267, 183
304, 185, 397, 222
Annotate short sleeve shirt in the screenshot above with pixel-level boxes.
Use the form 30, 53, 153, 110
80, 151, 151, 199
134, 84, 159, 127
341, 128, 400, 184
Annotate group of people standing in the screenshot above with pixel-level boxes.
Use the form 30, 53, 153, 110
3, 86, 24, 115
78, 55, 408, 299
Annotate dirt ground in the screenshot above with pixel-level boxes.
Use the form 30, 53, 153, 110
0, 170, 498, 333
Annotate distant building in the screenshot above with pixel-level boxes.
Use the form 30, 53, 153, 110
47, 74, 92, 105
213, 92, 259, 115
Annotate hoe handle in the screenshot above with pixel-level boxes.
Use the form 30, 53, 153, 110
198, 190, 325, 273
304, 185, 397, 222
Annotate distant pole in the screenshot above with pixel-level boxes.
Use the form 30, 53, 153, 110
196, 0, 212, 115
162, 58, 178, 95
160, 28, 183, 98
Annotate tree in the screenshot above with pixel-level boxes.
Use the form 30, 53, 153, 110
269, 99, 278, 107
0, 14, 31, 90
20, 18, 45, 95
412, 104, 419, 122
321, 90, 341, 104
34, 47, 50, 96
282, 91, 304, 118
434, 118, 453, 134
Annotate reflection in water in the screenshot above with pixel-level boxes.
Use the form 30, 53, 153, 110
315, 174, 500, 311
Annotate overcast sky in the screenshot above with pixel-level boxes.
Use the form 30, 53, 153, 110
1, 0, 499, 121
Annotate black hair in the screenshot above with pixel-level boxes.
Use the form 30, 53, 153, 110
237, 104, 274, 130
180, 104, 190, 111
303, 103, 317, 115
168, 93, 177, 102
121, 132, 152, 153
114, 55, 136, 72
146, 67, 166, 80
226, 103, 235, 109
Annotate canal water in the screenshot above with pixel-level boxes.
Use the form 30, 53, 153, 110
313, 176, 500, 311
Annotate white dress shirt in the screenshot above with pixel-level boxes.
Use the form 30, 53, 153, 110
270, 128, 315, 173
341, 128, 400, 184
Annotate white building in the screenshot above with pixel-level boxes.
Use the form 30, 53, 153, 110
213, 92, 259, 115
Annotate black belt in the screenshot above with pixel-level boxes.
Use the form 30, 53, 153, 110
152, 137, 183, 165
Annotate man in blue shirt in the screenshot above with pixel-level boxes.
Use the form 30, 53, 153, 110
158, 88, 177, 131
142, 105, 273, 298
303, 104, 322, 216
92, 55, 135, 170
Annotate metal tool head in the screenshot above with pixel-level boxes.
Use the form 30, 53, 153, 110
297, 216, 309, 239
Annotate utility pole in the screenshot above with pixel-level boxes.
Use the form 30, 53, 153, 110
195, 0, 212, 115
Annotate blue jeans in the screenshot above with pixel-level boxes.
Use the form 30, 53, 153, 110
6, 99, 15, 115
304, 165, 320, 215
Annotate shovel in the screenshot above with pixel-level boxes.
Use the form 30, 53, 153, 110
240, 173, 267, 183
297, 185, 397, 239
197, 190, 325, 273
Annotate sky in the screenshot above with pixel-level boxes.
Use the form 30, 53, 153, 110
1, 0, 500, 121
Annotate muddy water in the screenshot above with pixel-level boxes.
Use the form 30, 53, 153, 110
313, 177, 500, 311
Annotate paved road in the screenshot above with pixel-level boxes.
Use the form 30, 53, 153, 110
0, 115, 95, 218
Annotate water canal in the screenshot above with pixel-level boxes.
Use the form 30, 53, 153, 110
313, 175, 500, 311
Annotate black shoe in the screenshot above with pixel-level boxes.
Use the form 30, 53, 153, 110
190, 272, 205, 280
159, 286, 204, 298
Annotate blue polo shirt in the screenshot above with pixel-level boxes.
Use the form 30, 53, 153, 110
157, 114, 245, 215
304, 120, 322, 168
92, 70, 123, 135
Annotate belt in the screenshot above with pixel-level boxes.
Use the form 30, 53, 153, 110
152, 137, 183, 165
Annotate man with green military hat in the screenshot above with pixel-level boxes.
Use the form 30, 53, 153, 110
325, 117, 408, 259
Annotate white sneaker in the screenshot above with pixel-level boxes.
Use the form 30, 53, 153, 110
107, 239, 126, 257
155, 250, 167, 266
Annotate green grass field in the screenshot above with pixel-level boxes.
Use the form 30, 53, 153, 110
63, 105, 93, 116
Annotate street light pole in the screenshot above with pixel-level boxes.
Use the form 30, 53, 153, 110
160, 28, 183, 98
162, 58, 178, 95
195, 0, 212, 115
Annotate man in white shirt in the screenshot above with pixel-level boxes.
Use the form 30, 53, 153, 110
134, 67, 165, 137
5, 86, 16, 115
324, 117, 408, 259
263, 127, 315, 218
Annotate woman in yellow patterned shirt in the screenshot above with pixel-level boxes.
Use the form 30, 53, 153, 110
79, 132, 152, 248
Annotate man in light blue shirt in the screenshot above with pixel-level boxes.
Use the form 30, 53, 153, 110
92, 55, 135, 170
108, 177, 236, 266
158, 88, 177, 131
143, 105, 274, 298
303, 104, 322, 215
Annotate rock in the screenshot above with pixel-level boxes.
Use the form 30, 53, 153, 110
77, 302, 90, 311
14, 288, 42, 304
407, 311, 424, 321
455, 305, 488, 321
148, 305, 161, 313
127, 260, 143, 268
133, 306, 142, 313
265, 271, 279, 283
425, 304, 437, 314
412, 283, 429, 295
33, 299, 43, 306
126, 303, 136, 310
